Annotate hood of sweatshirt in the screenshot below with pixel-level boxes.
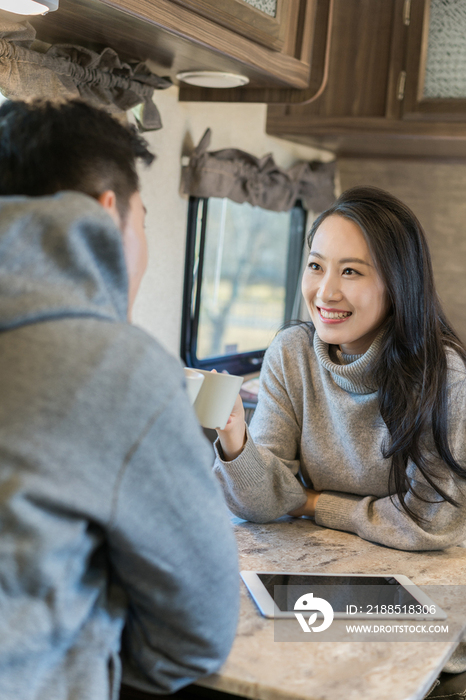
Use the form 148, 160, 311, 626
0, 192, 128, 331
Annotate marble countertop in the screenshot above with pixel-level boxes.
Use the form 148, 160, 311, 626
198, 516, 466, 700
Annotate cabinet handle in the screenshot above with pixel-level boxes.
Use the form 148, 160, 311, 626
403, 0, 411, 26
397, 71, 407, 101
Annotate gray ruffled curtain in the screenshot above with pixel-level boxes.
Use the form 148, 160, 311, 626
181, 128, 336, 212
0, 20, 171, 130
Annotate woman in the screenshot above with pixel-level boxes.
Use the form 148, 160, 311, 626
213, 185, 466, 552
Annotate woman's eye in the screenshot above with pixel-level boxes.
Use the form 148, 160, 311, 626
308, 262, 321, 271
342, 267, 360, 276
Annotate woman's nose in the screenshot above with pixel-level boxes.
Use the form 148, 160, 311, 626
318, 273, 343, 302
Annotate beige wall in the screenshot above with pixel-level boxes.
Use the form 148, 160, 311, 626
130, 87, 331, 357
338, 159, 466, 342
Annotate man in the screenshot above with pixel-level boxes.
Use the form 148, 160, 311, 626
0, 100, 239, 700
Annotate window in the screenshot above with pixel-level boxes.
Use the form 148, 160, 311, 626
181, 196, 307, 375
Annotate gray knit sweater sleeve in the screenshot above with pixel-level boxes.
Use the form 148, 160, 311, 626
213, 332, 308, 522
315, 372, 466, 551
214, 326, 466, 551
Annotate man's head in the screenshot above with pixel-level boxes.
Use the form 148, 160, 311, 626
0, 100, 155, 314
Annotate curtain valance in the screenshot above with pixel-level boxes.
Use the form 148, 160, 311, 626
0, 20, 171, 130
181, 128, 336, 212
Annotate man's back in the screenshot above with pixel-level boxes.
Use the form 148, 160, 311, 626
0, 193, 239, 700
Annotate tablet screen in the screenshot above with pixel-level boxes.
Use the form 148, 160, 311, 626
257, 573, 420, 613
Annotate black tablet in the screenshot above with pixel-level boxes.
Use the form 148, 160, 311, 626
241, 571, 447, 619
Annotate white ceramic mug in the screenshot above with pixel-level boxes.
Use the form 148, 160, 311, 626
191, 369, 243, 430
183, 367, 205, 405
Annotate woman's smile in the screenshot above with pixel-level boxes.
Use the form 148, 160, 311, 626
317, 306, 353, 322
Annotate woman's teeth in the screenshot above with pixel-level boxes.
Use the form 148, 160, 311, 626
320, 309, 351, 319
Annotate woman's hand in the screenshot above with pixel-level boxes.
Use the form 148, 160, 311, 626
216, 393, 247, 461
288, 489, 321, 518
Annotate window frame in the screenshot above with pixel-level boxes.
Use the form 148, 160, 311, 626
181, 196, 307, 375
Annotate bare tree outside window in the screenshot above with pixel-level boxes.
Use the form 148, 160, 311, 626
197, 198, 294, 359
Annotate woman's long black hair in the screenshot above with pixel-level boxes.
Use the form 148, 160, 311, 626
308, 186, 466, 523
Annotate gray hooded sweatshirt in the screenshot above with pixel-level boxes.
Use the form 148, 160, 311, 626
0, 192, 239, 700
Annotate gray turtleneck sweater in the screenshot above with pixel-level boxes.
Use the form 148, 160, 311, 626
213, 324, 466, 552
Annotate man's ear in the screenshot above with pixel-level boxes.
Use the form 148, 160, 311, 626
97, 190, 121, 228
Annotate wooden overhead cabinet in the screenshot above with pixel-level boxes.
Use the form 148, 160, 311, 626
169, 0, 301, 52
31, 0, 466, 158
388, 0, 466, 121
31, 0, 318, 89
266, 0, 466, 158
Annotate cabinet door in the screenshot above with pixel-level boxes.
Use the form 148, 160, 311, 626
32, 0, 317, 89
396, 0, 466, 120
170, 0, 303, 52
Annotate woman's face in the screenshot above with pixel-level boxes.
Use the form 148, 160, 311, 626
301, 214, 390, 355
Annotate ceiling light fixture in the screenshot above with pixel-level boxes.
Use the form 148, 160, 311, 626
0, 0, 58, 15
176, 71, 249, 89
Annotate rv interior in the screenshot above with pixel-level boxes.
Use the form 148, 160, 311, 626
26, 0, 466, 360
3, 1, 466, 699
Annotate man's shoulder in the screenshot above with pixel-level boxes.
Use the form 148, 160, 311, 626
61, 318, 186, 414
107, 321, 184, 390
122, 323, 182, 369
70, 317, 181, 372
